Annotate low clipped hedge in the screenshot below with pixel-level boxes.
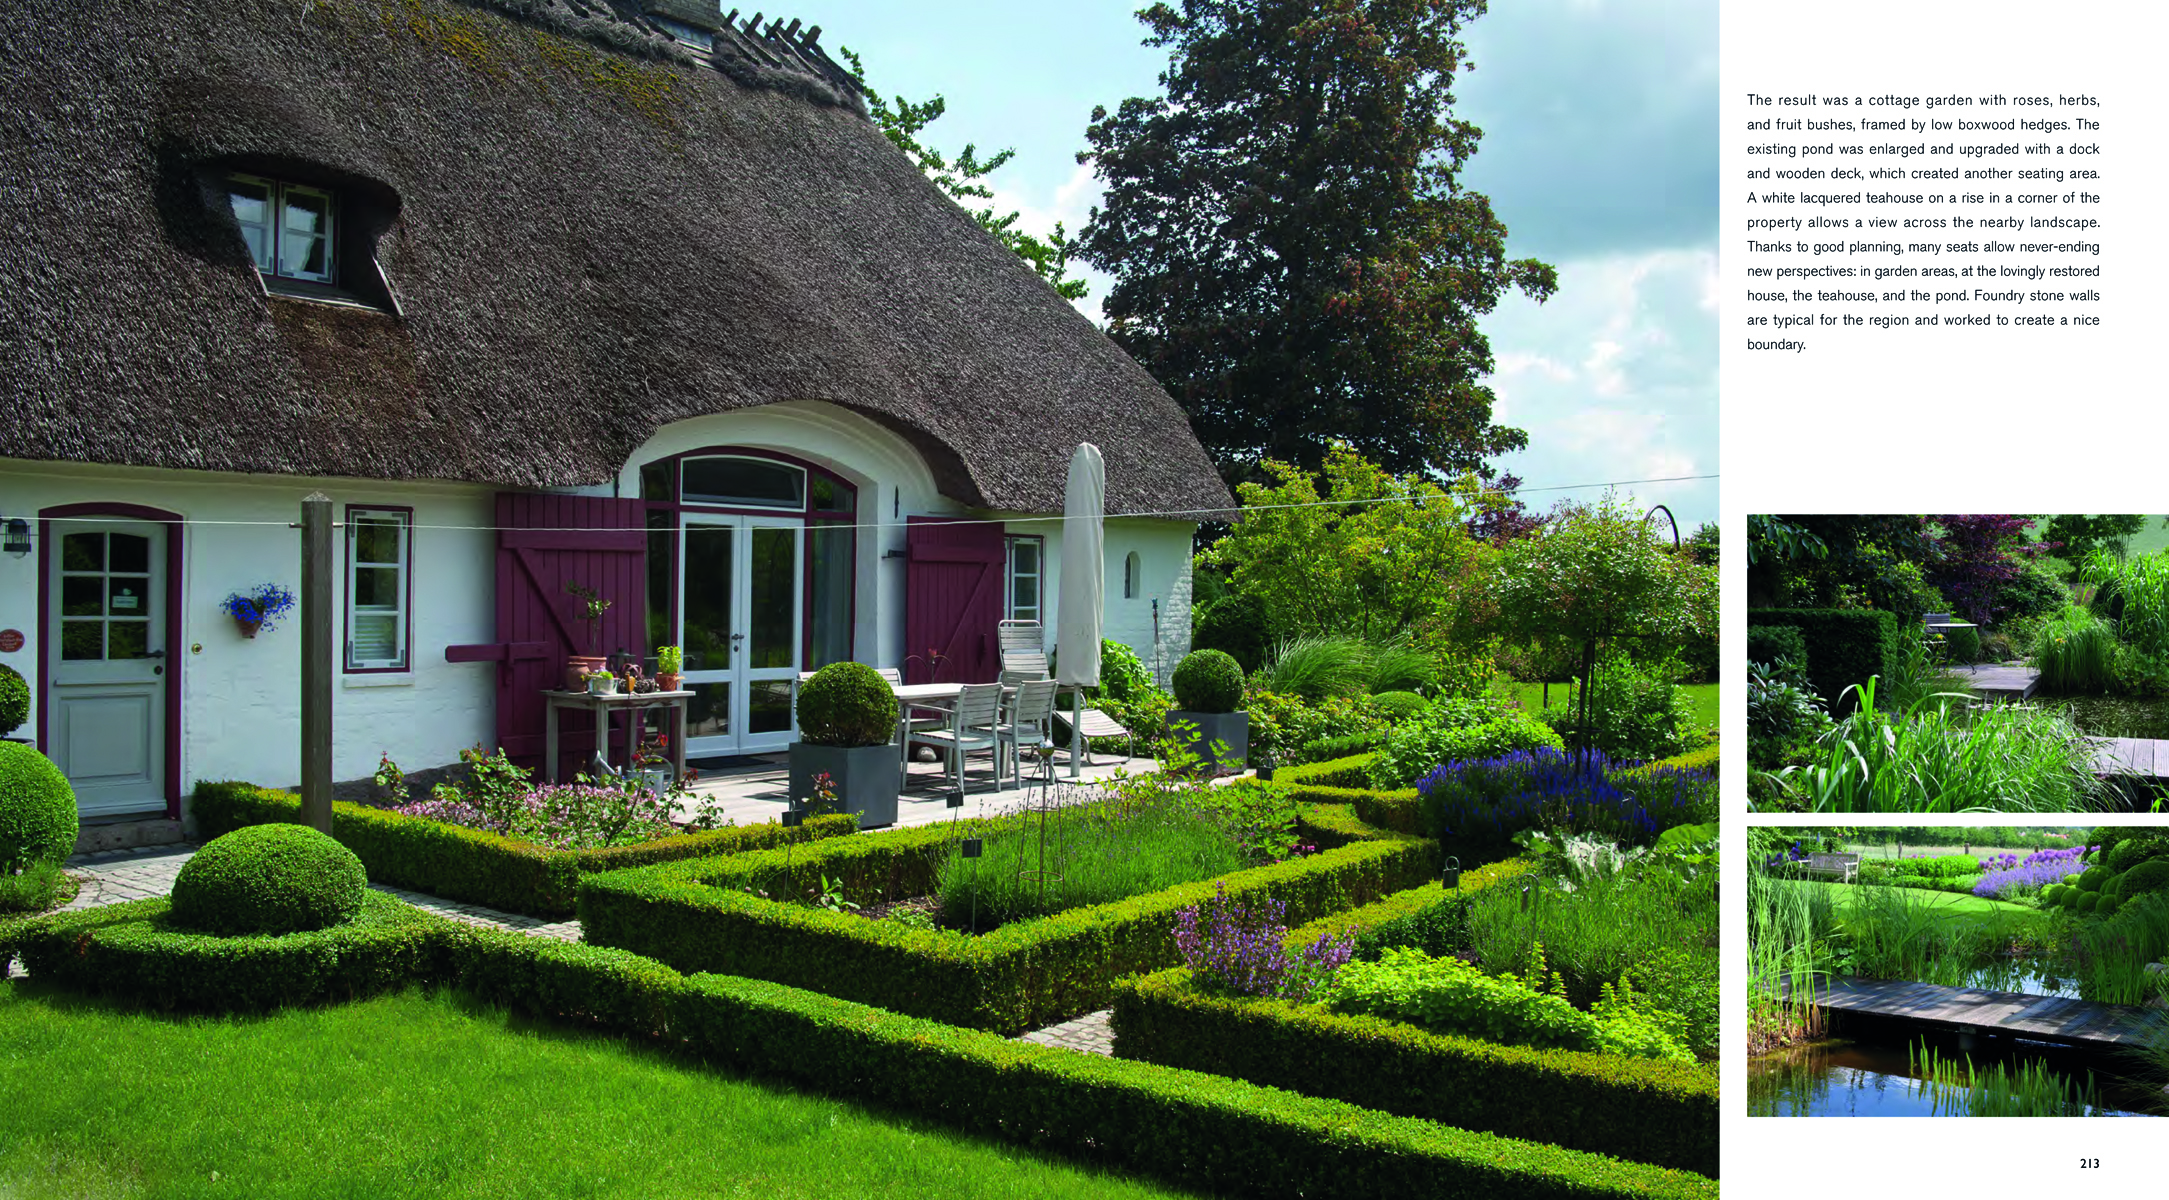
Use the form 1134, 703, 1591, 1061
1108, 875, 1715, 1176
192, 781, 856, 918
11, 891, 442, 1010
1270, 752, 1377, 790
579, 809, 1437, 1034
439, 928, 1715, 1200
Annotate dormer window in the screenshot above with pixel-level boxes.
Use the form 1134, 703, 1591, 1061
227, 174, 336, 285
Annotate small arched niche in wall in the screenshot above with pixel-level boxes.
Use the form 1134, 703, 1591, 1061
1124, 550, 1142, 599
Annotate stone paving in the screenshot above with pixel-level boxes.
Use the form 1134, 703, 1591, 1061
12, 838, 1106, 1051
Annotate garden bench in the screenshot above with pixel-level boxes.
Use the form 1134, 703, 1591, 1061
1800, 852, 1861, 883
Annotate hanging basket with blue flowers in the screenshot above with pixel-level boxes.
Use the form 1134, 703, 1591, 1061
222, 583, 297, 639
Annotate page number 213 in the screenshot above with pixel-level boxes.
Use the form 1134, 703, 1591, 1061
2080, 1159, 2101, 1169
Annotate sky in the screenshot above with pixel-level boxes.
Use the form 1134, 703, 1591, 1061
797, 0, 1717, 530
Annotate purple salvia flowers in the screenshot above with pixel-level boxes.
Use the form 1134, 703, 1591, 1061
1972, 845, 2094, 899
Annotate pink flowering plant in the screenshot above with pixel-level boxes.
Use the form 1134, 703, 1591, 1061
381, 745, 687, 850
1173, 882, 1354, 1001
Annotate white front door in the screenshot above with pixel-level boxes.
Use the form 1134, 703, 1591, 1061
680, 516, 802, 756
48, 522, 167, 816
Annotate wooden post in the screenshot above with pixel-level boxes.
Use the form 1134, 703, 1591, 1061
300, 493, 334, 833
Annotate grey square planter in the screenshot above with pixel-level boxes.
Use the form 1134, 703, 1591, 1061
787, 742, 901, 829
1167, 710, 1248, 776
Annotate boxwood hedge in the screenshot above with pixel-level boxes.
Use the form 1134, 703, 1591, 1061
578, 809, 1437, 1034
1108, 875, 1717, 1176
11, 891, 442, 1010
437, 927, 1715, 1200
192, 781, 855, 918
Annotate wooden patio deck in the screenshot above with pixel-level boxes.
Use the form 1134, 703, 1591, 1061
1788, 974, 2160, 1051
1951, 661, 2040, 702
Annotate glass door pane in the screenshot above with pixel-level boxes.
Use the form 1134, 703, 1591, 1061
681, 523, 734, 747
747, 525, 797, 671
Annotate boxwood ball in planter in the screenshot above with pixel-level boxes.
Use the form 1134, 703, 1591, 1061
789, 662, 902, 828
1169, 649, 1248, 775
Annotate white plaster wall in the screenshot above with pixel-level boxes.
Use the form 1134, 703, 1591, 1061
615, 402, 963, 667
0, 461, 496, 800
1012, 516, 1195, 689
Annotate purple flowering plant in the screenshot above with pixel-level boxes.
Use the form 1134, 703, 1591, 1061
1173, 882, 1354, 1001
1972, 845, 2096, 900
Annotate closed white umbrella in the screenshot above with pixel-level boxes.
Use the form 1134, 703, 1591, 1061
1055, 443, 1104, 777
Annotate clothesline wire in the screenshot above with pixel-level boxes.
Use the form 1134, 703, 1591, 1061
22, 472, 1717, 534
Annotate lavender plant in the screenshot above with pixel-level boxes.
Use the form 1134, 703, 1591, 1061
1173, 882, 1354, 1001
1972, 845, 2094, 900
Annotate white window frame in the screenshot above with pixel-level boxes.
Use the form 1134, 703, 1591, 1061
345, 508, 411, 671
228, 172, 336, 285
1006, 535, 1042, 624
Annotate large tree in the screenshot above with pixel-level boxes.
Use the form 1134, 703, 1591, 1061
1076, 0, 1556, 487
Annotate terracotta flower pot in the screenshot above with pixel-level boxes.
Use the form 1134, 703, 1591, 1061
565, 655, 607, 691
235, 615, 263, 639
657, 672, 682, 692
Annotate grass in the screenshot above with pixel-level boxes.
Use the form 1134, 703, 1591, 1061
0, 984, 1194, 1200
1506, 682, 1718, 734
1788, 879, 2038, 920
0, 863, 75, 914
2032, 604, 2120, 693
934, 791, 1244, 927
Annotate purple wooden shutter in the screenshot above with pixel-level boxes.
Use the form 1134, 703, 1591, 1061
902, 517, 1005, 685
488, 493, 647, 774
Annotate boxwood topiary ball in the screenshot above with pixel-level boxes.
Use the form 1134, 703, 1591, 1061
2107, 833, 2169, 873
2110, 858, 2169, 904
1172, 649, 1244, 714
1369, 690, 1431, 722
2074, 890, 2100, 914
0, 663, 29, 738
169, 824, 368, 935
2040, 883, 2065, 906
0, 742, 78, 872
2096, 892, 2122, 917
795, 662, 899, 748
2076, 866, 2111, 892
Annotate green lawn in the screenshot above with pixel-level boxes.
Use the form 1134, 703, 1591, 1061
1795, 879, 2041, 921
0, 984, 1194, 1200
1505, 681, 1719, 732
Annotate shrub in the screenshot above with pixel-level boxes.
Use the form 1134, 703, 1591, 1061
1368, 702, 1558, 790
795, 662, 898, 747
1173, 650, 1244, 713
1191, 592, 1272, 673
14, 891, 441, 1010
1745, 625, 1806, 667
1321, 947, 1692, 1062
2109, 858, 2169, 903
1939, 626, 1982, 664
0, 742, 77, 872
2076, 866, 2112, 892
1291, 730, 1389, 765
170, 824, 368, 934
1746, 608, 1901, 714
1094, 639, 1153, 702
2075, 890, 2100, 913
1369, 690, 1430, 722
1539, 653, 1700, 762
2000, 558, 2070, 622
2096, 893, 2121, 917
2106, 833, 2169, 872
0, 663, 28, 737
1243, 690, 1389, 763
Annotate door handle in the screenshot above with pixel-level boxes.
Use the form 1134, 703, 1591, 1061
146, 650, 167, 658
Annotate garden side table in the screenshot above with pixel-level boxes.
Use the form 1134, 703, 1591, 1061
540, 689, 691, 784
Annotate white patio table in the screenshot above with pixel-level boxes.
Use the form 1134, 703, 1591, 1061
887, 680, 1084, 778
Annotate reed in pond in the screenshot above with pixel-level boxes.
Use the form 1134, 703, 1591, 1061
1908, 1041, 2106, 1117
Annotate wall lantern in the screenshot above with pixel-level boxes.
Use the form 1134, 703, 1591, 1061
3, 518, 28, 558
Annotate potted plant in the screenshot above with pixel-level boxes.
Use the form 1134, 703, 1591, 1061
585, 669, 617, 696
1168, 649, 1248, 776
562, 581, 613, 690
221, 583, 296, 639
788, 662, 901, 828
656, 645, 683, 692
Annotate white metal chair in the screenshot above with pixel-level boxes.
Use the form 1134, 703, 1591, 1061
999, 619, 1049, 681
913, 682, 1004, 792
996, 678, 1061, 785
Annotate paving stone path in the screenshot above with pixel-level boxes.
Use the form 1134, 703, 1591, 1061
11, 844, 1109, 1053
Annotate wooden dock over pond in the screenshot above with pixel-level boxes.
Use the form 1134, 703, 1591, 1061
1952, 662, 2039, 702
1791, 975, 2159, 1051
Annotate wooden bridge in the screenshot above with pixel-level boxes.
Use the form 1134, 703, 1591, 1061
1788, 975, 2161, 1051
1951, 661, 2040, 702
1945, 663, 2169, 786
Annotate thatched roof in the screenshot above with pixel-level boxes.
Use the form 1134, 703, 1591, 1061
0, 0, 1229, 517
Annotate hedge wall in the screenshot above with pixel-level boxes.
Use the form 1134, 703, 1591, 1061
191, 781, 856, 918
579, 811, 1437, 1034
1109, 873, 1716, 1176
440, 928, 1716, 1200
1745, 608, 1901, 714
1745, 625, 1806, 667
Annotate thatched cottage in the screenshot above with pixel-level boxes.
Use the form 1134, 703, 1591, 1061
0, 0, 1226, 823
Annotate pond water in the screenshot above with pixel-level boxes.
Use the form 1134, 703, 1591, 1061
1749, 1029, 2160, 1117
2034, 694, 2169, 741
1958, 957, 2083, 999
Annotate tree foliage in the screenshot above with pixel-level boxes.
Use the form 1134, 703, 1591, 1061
1196, 445, 1502, 641
1922, 515, 2045, 626
1479, 494, 1717, 654
2040, 514, 2141, 573
1075, 0, 1556, 487
841, 49, 1087, 301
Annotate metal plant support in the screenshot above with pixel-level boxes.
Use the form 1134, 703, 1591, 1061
1014, 739, 1066, 908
